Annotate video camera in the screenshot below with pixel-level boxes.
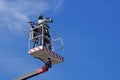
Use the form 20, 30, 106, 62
44, 17, 53, 23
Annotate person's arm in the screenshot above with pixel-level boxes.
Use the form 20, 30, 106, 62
28, 21, 35, 28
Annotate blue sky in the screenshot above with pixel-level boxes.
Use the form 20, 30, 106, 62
0, 0, 120, 80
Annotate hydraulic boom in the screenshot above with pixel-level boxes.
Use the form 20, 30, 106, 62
14, 58, 52, 80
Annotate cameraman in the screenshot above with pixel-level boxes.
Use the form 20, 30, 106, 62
38, 15, 52, 50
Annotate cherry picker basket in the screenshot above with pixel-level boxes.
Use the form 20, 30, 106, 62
28, 24, 64, 65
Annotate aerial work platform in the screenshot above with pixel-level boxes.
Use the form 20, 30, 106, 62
14, 15, 64, 80
28, 14, 64, 65
28, 45, 64, 65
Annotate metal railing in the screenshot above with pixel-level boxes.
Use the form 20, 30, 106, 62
28, 24, 64, 54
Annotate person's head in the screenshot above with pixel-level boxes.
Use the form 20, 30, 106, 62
38, 14, 43, 20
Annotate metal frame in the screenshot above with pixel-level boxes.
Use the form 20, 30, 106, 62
28, 25, 64, 54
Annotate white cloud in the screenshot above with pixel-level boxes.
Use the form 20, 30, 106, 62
0, 0, 64, 37
0, 0, 47, 34
0, 0, 4, 11
53, 0, 64, 13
